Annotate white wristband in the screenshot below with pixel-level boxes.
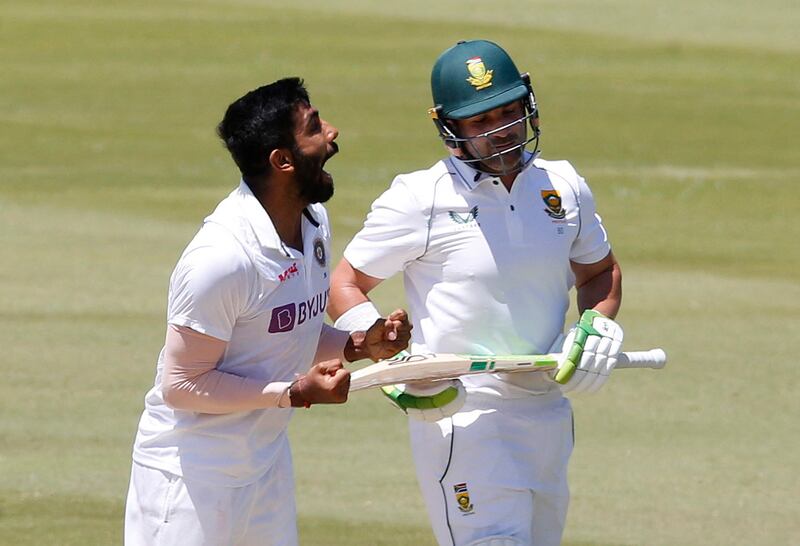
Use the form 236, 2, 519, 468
333, 301, 381, 332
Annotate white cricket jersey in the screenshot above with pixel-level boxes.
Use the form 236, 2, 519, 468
344, 155, 610, 396
133, 181, 332, 486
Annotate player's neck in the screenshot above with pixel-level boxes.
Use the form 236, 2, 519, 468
499, 173, 516, 191
254, 182, 305, 252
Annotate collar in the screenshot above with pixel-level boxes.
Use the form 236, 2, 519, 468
447, 151, 539, 192
233, 180, 285, 251
205, 180, 322, 264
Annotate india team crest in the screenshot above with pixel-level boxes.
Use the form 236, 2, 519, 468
313, 237, 326, 267
541, 189, 566, 219
453, 483, 475, 515
465, 57, 493, 90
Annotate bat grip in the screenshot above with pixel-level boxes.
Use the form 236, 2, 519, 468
617, 349, 667, 369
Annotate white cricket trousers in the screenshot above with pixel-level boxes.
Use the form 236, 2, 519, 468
124, 436, 297, 546
409, 391, 573, 546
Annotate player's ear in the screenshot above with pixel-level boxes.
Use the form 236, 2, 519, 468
269, 148, 294, 174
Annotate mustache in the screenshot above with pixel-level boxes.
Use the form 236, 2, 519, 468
489, 134, 523, 148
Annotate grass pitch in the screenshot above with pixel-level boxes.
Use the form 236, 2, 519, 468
1, 1, 798, 545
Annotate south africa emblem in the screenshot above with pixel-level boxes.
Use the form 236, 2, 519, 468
465, 57, 493, 90
541, 189, 566, 219
453, 483, 475, 515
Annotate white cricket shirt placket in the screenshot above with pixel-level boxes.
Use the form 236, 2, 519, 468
484, 176, 525, 246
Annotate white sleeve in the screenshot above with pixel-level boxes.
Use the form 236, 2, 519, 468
167, 244, 251, 342
161, 325, 293, 413
570, 175, 612, 264
313, 323, 350, 363
343, 177, 428, 279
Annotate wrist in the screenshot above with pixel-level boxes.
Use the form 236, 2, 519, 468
333, 301, 381, 332
288, 378, 311, 408
343, 330, 367, 363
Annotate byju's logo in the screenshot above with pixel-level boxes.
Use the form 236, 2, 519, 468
267, 289, 329, 333
268, 303, 297, 333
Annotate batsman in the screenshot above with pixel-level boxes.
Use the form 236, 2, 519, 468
329, 40, 624, 545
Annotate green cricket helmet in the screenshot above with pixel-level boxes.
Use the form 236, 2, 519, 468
428, 40, 540, 175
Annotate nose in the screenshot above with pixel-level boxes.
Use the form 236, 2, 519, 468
323, 119, 339, 142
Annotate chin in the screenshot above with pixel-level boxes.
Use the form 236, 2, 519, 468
309, 181, 334, 204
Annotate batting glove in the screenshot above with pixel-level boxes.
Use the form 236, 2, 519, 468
381, 379, 466, 423
551, 309, 624, 394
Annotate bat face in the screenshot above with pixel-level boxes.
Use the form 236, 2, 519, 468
349, 352, 558, 391
348, 349, 666, 392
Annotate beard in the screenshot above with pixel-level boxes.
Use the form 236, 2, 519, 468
463, 127, 527, 176
294, 146, 335, 204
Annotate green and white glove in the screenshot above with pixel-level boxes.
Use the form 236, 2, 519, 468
550, 309, 624, 394
381, 379, 466, 423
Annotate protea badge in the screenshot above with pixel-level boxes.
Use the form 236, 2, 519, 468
465, 57, 493, 90
541, 189, 566, 219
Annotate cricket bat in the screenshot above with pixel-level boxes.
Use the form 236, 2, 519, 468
349, 349, 666, 392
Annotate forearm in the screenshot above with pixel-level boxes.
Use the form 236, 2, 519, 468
575, 258, 622, 318
328, 259, 382, 321
165, 371, 292, 414
161, 325, 292, 413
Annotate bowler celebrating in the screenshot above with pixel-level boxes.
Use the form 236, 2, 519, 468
125, 78, 410, 546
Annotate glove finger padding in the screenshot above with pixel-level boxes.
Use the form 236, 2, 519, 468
381, 379, 466, 423
553, 310, 623, 394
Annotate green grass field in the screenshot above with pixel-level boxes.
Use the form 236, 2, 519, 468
1, 1, 798, 544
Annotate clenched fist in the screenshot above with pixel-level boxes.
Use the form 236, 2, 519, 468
290, 360, 351, 407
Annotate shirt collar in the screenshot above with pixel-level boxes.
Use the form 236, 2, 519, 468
447, 151, 539, 192
210, 180, 320, 254
235, 180, 285, 251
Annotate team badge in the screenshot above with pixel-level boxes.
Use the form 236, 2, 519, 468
313, 237, 326, 267
453, 483, 475, 515
541, 189, 566, 219
465, 58, 493, 90
448, 205, 479, 225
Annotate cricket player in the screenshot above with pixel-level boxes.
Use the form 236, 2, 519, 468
329, 41, 624, 546
125, 78, 411, 546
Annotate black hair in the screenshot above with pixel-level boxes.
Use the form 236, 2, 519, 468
216, 77, 310, 180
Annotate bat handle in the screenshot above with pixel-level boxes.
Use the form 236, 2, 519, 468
617, 349, 667, 369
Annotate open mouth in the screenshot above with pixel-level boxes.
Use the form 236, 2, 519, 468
325, 143, 339, 164
320, 144, 338, 180
322, 143, 338, 166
